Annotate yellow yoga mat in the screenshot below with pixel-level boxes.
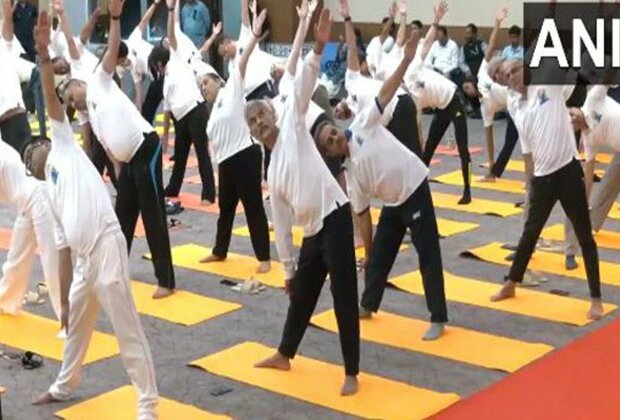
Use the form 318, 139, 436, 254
55, 385, 230, 420
368, 209, 478, 238
434, 170, 525, 194
148, 244, 286, 288
431, 192, 522, 217
579, 152, 613, 164
462, 242, 620, 287
481, 161, 605, 177
388, 271, 616, 327
131, 281, 241, 326
608, 204, 620, 221
541, 224, 620, 252
311, 310, 551, 372
191, 342, 460, 419
232, 225, 409, 260
0, 312, 119, 364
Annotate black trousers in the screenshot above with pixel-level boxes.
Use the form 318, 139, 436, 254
279, 204, 360, 376
508, 159, 601, 298
116, 132, 175, 289
141, 76, 164, 125
386, 94, 422, 158
491, 114, 519, 178
213, 144, 270, 261
0, 112, 31, 153
91, 135, 118, 189
422, 94, 471, 195
164, 102, 216, 202
361, 180, 448, 322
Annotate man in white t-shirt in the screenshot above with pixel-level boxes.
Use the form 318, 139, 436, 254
491, 59, 603, 320
315, 14, 448, 341
60, 1, 176, 299
0, 137, 60, 321
563, 86, 620, 270
0, 0, 32, 154
246, 8, 360, 396
26, 10, 158, 416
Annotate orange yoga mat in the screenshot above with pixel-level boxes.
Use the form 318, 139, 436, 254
0, 228, 12, 251
434, 316, 620, 420
435, 145, 483, 156
170, 193, 243, 214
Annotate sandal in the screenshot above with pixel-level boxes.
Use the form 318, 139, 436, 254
21, 352, 44, 370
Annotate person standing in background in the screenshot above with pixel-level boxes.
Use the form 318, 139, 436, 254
12, 0, 37, 61
181, 0, 211, 47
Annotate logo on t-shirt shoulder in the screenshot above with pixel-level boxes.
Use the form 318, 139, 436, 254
594, 112, 603, 123
355, 135, 365, 146
537, 89, 549, 105
415, 81, 425, 89
280, 95, 288, 103
50, 166, 59, 185
351, 94, 358, 103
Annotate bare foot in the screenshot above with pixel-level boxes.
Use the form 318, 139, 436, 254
479, 173, 496, 183
256, 261, 271, 274
341, 375, 358, 396
200, 199, 214, 207
32, 391, 62, 405
152, 287, 174, 299
254, 352, 291, 370
588, 299, 604, 320
490, 281, 517, 302
200, 254, 225, 264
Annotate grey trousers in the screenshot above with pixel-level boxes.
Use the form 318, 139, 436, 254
565, 153, 620, 256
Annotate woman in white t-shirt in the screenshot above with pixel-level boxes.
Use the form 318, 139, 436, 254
405, 1, 472, 205
197, 10, 271, 273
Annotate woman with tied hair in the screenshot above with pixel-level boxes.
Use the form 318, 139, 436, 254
196, 8, 272, 273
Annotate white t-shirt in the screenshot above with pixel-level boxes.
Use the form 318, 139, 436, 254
233, 24, 281, 95
163, 46, 205, 120
346, 96, 428, 213
477, 59, 509, 128
581, 86, 620, 161
0, 38, 26, 116
405, 54, 456, 110
366, 35, 394, 71
269, 51, 349, 279
45, 118, 119, 254
507, 85, 577, 177
70, 42, 100, 83
0, 138, 39, 210
345, 70, 402, 126
273, 71, 324, 131
15, 57, 35, 83
174, 23, 218, 79
126, 27, 154, 83
425, 39, 459, 76
86, 67, 153, 162
207, 63, 254, 164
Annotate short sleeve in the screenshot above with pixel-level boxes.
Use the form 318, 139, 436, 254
480, 99, 495, 128
50, 118, 77, 150
228, 62, 246, 105
279, 71, 294, 97
238, 25, 252, 49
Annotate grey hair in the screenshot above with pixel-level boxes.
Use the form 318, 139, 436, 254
244, 99, 275, 123
487, 55, 505, 79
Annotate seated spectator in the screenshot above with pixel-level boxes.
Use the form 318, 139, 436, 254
366, 16, 396, 74
502, 25, 523, 60
460, 23, 487, 78
425, 26, 463, 86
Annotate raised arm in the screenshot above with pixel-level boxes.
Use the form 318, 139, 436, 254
485, 7, 508, 62
101, 0, 125, 75
34, 12, 64, 122
239, 9, 267, 79
241, 0, 251, 28
54, 0, 81, 61
379, 2, 397, 44
421, 0, 448, 61
167, 0, 178, 51
339, 0, 359, 72
395, 2, 407, 47
378, 30, 419, 109
199, 21, 222, 57
2, 0, 13, 41
138, 0, 162, 33
286, 0, 317, 76
79, 6, 102, 45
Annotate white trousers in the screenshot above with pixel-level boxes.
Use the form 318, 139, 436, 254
49, 229, 158, 420
0, 185, 61, 318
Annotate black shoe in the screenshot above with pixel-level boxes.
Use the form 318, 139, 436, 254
165, 200, 184, 216
501, 244, 518, 251
593, 173, 602, 183
504, 251, 516, 261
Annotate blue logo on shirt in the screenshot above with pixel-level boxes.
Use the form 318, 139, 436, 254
538, 89, 549, 105
50, 167, 59, 185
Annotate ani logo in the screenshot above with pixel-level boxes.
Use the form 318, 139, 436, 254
537, 89, 549, 105
280, 95, 287, 103
485, 83, 492, 90
351, 94, 358, 103
50, 167, 59, 185
415, 81, 425, 89
355, 135, 365, 146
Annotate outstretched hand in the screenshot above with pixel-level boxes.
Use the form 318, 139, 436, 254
496, 7, 508, 24
403, 28, 421, 61
297, 0, 309, 20
388, 1, 398, 19
34, 11, 52, 57
53, 0, 64, 15
166, 0, 176, 10
314, 7, 332, 45
433, 0, 449, 23
109, 0, 125, 17
338, 0, 350, 18
252, 9, 267, 37
212, 21, 223, 37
